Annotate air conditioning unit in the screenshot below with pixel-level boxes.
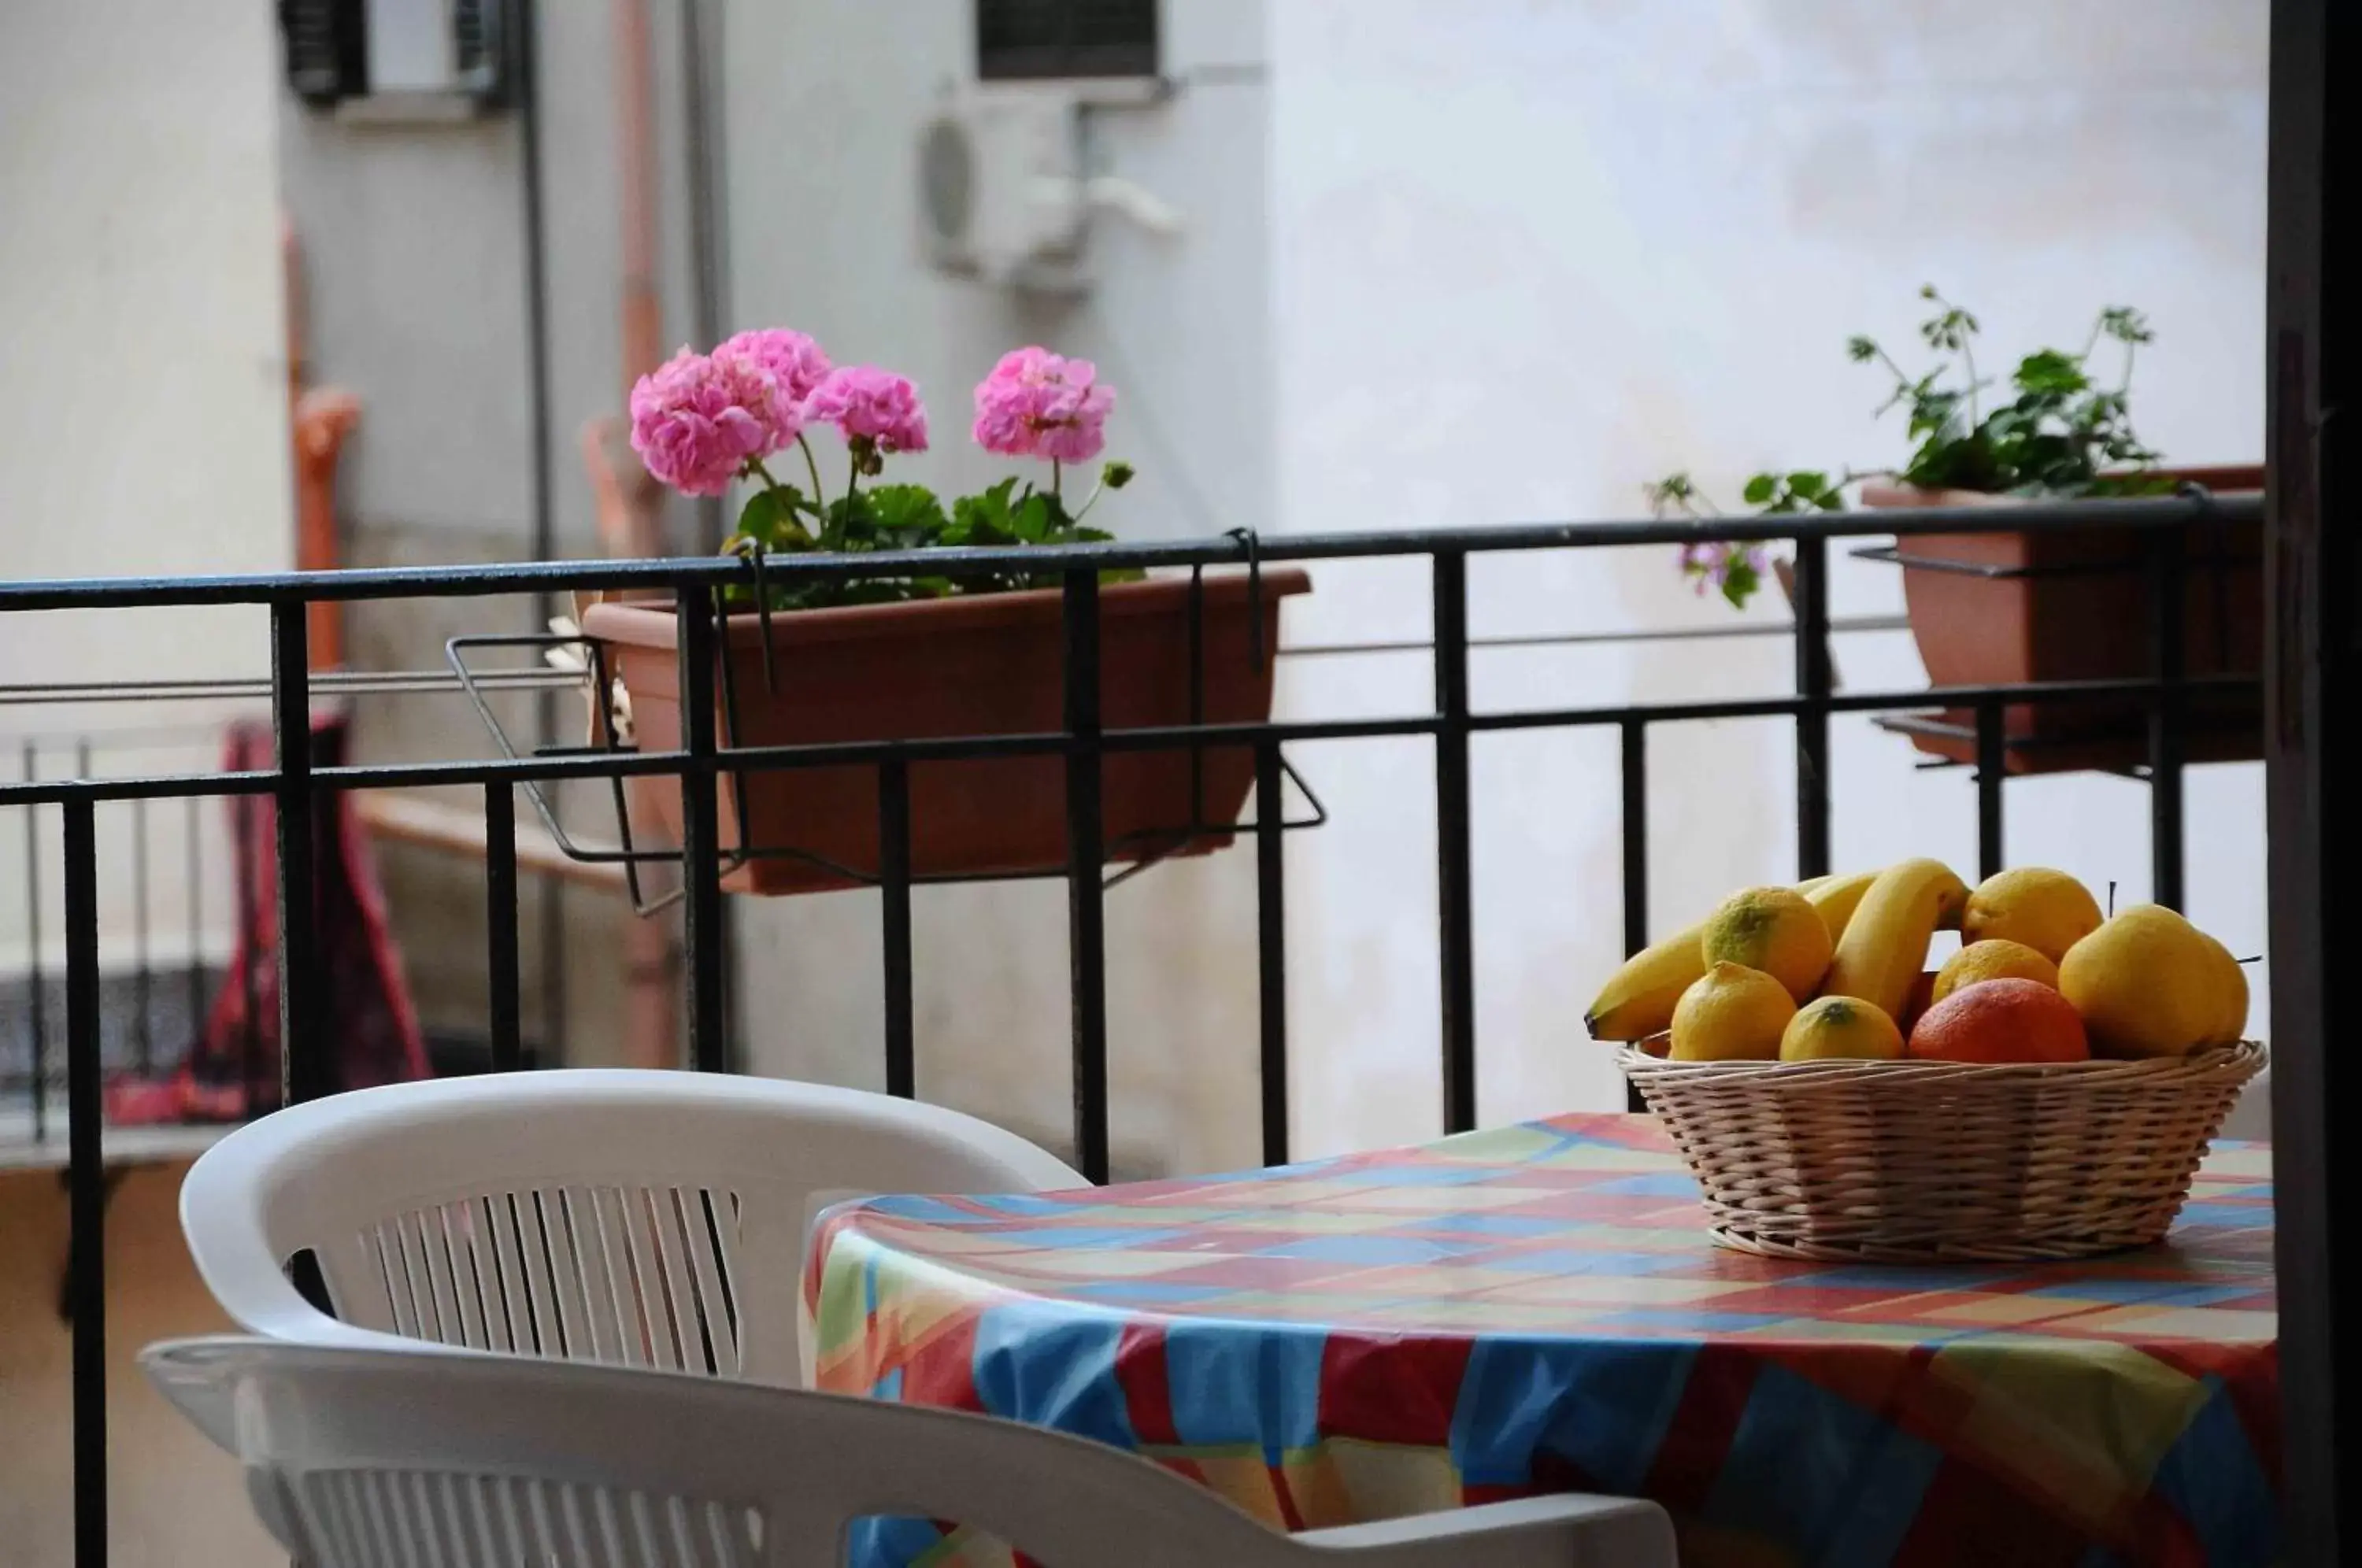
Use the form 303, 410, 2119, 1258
918, 92, 1090, 294
281, 0, 510, 116
918, 88, 1183, 295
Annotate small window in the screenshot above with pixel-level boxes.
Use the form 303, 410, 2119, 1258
280, 0, 509, 109
450, 0, 509, 101
280, 0, 368, 105
977, 0, 1158, 82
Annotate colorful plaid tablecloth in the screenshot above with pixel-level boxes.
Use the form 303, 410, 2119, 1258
804, 1114, 2277, 1567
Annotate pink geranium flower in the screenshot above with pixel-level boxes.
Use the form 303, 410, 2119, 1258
803, 365, 930, 456
718, 327, 833, 409
972, 346, 1115, 464
627, 346, 790, 497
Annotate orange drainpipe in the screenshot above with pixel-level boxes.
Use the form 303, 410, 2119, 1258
283, 216, 359, 668
605, 0, 684, 1069
616, 0, 665, 453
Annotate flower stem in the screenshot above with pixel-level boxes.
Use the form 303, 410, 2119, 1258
797, 432, 826, 502
1051, 459, 1063, 500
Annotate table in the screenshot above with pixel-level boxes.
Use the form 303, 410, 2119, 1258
804, 1114, 2277, 1567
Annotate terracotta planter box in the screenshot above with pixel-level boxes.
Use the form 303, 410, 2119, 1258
1863, 467, 2263, 775
582, 571, 1310, 896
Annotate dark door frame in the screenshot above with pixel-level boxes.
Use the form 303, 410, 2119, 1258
2265, 0, 2353, 1560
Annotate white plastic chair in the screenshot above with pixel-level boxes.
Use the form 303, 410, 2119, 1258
177, 1069, 1084, 1384
143, 1337, 1677, 1568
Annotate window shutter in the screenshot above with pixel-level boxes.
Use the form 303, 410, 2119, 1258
977, 0, 1157, 81
280, 0, 368, 105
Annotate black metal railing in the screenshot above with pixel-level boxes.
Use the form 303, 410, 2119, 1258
0, 492, 2260, 1568
6, 729, 234, 1128
5, 716, 560, 1139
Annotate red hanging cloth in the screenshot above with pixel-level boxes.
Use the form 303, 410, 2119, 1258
106, 711, 428, 1122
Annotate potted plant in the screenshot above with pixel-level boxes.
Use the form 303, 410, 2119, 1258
579, 332, 1309, 895
1650, 289, 2260, 775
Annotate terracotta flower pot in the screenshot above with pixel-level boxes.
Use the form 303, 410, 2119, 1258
582, 570, 1311, 895
1863, 467, 2263, 775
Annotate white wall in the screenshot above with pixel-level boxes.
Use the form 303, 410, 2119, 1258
0, 9, 290, 1562
712, 0, 2268, 1174
0, 0, 291, 974
719, 0, 1279, 1176
1270, 0, 2269, 1156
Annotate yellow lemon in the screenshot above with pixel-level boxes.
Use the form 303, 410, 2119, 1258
2059, 904, 2244, 1058
2194, 929, 2252, 1045
1700, 886, 1834, 1003
1669, 962, 1796, 1062
1780, 995, 1905, 1061
1963, 868, 2105, 963
1932, 938, 2060, 1004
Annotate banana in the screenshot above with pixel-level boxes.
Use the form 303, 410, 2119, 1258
1818, 858, 1970, 1019
1586, 872, 1852, 1041
1801, 871, 1880, 945
1585, 923, 1712, 1041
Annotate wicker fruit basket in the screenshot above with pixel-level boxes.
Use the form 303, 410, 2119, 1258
1620, 1040, 2266, 1263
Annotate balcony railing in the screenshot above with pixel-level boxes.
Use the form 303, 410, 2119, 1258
0, 492, 2260, 1568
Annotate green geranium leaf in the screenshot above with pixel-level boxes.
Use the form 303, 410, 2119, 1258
736, 486, 816, 551
1011, 492, 1053, 543
1741, 474, 1776, 506
865, 483, 949, 548
951, 477, 1020, 543
1720, 557, 1760, 608
819, 492, 879, 548
2013, 349, 2086, 398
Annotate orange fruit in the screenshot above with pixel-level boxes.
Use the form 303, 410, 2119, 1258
1908, 977, 2090, 1064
